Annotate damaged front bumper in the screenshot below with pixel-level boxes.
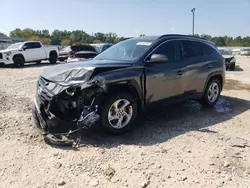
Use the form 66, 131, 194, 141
32, 75, 107, 147
32, 97, 76, 146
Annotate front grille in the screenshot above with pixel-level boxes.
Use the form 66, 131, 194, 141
0, 53, 3, 59
37, 77, 53, 104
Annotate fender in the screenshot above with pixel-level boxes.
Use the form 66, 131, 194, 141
13, 54, 25, 62
91, 65, 145, 107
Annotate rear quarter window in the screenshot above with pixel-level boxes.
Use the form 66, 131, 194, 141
201, 43, 215, 55
201, 43, 222, 58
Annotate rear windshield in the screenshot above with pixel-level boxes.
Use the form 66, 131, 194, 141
75, 53, 97, 59
71, 45, 96, 52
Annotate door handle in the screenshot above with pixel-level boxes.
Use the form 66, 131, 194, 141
206, 64, 212, 68
177, 70, 184, 75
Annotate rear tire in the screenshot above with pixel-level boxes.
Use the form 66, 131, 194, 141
100, 92, 138, 134
200, 78, 221, 107
13, 57, 24, 68
49, 53, 57, 64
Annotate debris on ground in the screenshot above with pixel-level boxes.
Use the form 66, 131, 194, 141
103, 166, 116, 180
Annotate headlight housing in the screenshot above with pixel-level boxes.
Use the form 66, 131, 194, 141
3, 51, 12, 56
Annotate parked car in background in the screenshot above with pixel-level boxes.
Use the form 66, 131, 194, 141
240, 49, 250, 56
66, 51, 98, 63
90, 43, 113, 53
219, 49, 236, 71
32, 34, 225, 145
0, 41, 58, 67
58, 44, 97, 61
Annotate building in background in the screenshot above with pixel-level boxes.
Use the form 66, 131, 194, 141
0, 36, 25, 50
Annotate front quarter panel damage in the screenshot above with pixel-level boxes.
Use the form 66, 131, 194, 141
34, 65, 144, 147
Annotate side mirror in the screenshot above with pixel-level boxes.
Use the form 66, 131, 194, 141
147, 54, 168, 63
22, 46, 27, 51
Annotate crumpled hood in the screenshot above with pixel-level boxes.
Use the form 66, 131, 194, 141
222, 55, 234, 59
40, 59, 133, 85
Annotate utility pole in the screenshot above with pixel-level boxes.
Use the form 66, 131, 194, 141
191, 8, 195, 36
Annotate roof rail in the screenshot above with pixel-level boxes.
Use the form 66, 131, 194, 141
159, 34, 208, 41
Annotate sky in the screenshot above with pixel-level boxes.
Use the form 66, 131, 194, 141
1, 0, 250, 37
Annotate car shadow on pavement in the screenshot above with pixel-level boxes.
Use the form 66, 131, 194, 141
233, 66, 244, 72
76, 95, 250, 148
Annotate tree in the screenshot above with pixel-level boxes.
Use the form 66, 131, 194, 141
10, 28, 24, 38
92, 39, 101, 44
200, 34, 212, 41
36, 29, 50, 38
60, 39, 71, 46
213, 37, 226, 46
70, 30, 83, 42
94, 32, 106, 42
7, 28, 250, 47
28, 36, 40, 41
40, 38, 51, 45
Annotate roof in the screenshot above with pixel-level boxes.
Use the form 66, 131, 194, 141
130, 34, 213, 44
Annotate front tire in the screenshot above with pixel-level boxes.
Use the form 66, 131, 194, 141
200, 78, 221, 107
100, 92, 138, 134
13, 57, 24, 67
49, 53, 57, 64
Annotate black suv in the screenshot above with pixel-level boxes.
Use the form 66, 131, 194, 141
32, 34, 225, 145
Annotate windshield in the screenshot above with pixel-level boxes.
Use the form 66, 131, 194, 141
7, 42, 23, 49
61, 46, 71, 51
94, 39, 154, 61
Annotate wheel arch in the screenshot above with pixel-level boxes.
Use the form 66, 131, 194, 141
203, 71, 224, 93
49, 50, 58, 57
13, 54, 25, 62
106, 80, 143, 110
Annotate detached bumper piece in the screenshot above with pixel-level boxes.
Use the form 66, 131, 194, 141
32, 99, 100, 147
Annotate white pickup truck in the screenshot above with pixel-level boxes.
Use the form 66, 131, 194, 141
0, 41, 59, 67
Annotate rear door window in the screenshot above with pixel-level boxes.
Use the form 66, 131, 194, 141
182, 40, 203, 59
32, 42, 42, 48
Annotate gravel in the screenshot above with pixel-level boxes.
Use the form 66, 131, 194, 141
0, 57, 250, 187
